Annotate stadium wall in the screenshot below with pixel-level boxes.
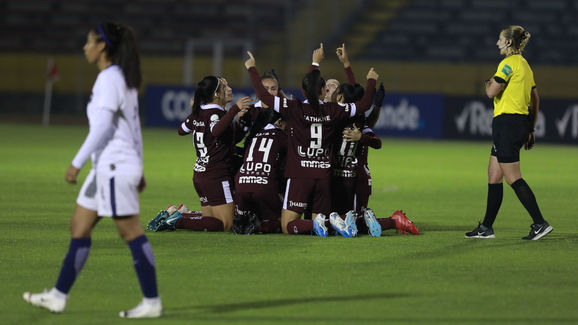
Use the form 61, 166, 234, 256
2, 53, 578, 98
1, 53, 577, 145
145, 84, 578, 144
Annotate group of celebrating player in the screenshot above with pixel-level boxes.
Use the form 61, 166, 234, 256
147, 43, 420, 237
22, 21, 551, 319
22, 27, 420, 321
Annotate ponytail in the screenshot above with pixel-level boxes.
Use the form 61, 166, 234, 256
302, 69, 325, 115
91, 22, 142, 88
117, 26, 141, 88
192, 76, 220, 117
501, 25, 531, 55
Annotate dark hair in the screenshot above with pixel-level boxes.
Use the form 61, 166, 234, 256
501, 25, 531, 54
91, 22, 141, 88
261, 70, 279, 83
191, 76, 220, 116
336, 83, 364, 103
302, 69, 325, 115
244, 109, 283, 150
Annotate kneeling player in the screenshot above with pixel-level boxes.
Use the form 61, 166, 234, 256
234, 109, 288, 234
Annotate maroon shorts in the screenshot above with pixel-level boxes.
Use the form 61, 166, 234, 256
193, 174, 234, 206
235, 189, 282, 221
331, 176, 357, 215
283, 178, 331, 215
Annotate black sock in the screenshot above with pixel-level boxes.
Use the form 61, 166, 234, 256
482, 183, 503, 228
511, 178, 545, 225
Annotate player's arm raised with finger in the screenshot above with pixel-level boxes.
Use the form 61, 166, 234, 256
246, 51, 277, 109
353, 68, 378, 115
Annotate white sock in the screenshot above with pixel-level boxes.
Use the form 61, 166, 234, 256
49, 287, 68, 300
143, 297, 161, 305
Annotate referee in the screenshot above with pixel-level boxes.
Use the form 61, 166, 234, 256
466, 25, 552, 240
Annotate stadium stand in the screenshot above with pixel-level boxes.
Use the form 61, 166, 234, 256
0, 0, 302, 56
358, 0, 578, 65
2, 0, 577, 64
1, 0, 577, 118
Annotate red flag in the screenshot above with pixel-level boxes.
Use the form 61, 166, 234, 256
47, 58, 59, 81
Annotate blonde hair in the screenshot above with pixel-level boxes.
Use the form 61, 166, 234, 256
501, 25, 531, 56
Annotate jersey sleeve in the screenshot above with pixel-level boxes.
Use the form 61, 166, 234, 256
212, 105, 240, 137
178, 113, 194, 135
336, 102, 357, 119
359, 127, 382, 149
71, 109, 115, 168
344, 66, 356, 84
529, 69, 536, 88
354, 78, 376, 116
92, 73, 121, 112
309, 63, 319, 73
494, 58, 514, 83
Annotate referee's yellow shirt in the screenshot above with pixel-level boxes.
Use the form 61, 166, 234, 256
492, 54, 536, 117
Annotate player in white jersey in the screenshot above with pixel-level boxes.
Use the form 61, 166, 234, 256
23, 22, 162, 318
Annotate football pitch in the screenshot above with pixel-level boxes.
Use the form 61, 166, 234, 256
1, 123, 577, 324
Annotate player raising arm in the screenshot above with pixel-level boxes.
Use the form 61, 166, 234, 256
244, 49, 378, 237
330, 48, 419, 236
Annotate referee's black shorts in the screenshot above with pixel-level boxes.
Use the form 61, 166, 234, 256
490, 113, 530, 163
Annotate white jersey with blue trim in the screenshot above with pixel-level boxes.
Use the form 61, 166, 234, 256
85, 65, 143, 173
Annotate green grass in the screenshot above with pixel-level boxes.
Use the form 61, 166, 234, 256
1, 123, 577, 325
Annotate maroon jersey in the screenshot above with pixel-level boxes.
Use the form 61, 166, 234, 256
235, 125, 287, 192
332, 137, 359, 178
237, 102, 265, 137
179, 104, 239, 179
332, 115, 366, 178
355, 126, 382, 210
248, 67, 376, 180
356, 126, 381, 178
